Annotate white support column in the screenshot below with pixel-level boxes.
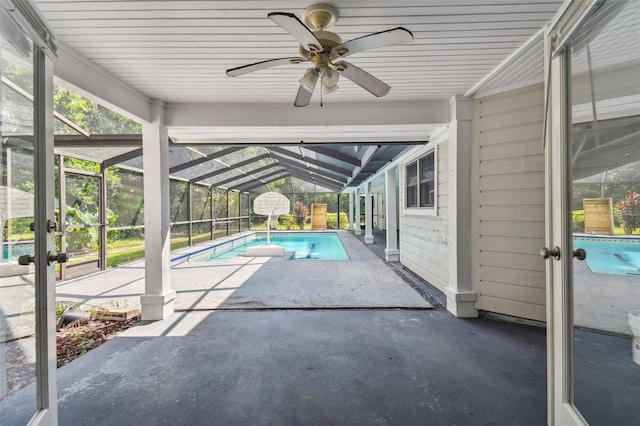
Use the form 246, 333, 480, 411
364, 184, 374, 244
354, 188, 362, 235
444, 96, 477, 318
348, 191, 354, 231
385, 167, 399, 261
141, 99, 175, 320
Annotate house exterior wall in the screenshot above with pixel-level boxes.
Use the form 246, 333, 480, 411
370, 180, 386, 231
471, 84, 546, 321
399, 135, 450, 292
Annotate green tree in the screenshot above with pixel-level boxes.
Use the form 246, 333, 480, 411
213, 188, 228, 218
170, 180, 189, 223
53, 86, 141, 134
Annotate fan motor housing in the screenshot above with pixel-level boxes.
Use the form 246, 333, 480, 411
300, 30, 343, 60
314, 30, 343, 50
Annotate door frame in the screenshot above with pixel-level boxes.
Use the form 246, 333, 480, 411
29, 45, 58, 426
544, 1, 601, 424
60, 169, 104, 280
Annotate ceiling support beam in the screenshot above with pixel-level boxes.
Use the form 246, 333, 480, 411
233, 171, 289, 192
286, 170, 343, 191
281, 165, 345, 188
267, 146, 352, 177
169, 146, 243, 174
230, 169, 288, 191
208, 163, 281, 188
103, 147, 143, 168
53, 134, 142, 147
272, 155, 347, 183
171, 139, 429, 146
188, 153, 271, 183
289, 170, 345, 189
165, 101, 450, 128
300, 145, 361, 167
270, 154, 348, 183
346, 145, 379, 188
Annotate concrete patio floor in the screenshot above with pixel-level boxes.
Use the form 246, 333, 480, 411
5, 309, 549, 425
2, 230, 638, 424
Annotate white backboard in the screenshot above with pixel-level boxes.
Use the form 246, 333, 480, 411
253, 192, 290, 216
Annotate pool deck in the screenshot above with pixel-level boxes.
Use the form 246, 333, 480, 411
55, 230, 432, 311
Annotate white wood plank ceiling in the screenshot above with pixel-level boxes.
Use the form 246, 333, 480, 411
35, 0, 565, 107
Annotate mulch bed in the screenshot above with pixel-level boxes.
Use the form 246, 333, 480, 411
56, 316, 140, 368
3, 316, 140, 399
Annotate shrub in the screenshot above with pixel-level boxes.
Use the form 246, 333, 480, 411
572, 210, 585, 232
278, 214, 296, 230
326, 213, 338, 230
616, 192, 640, 234
293, 200, 309, 230
326, 212, 349, 230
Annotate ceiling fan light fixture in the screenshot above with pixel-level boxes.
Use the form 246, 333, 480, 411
322, 84, 339, 95
321, 67, 339, 87
299, 68, 319, 92
321, 67, 340, 95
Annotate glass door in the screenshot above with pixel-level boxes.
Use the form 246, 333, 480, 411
0, 25, 39, 424
545, 0, 640, 424
568, 1, 640, 424
61, 171, 103, 279
0, 19, 59, 426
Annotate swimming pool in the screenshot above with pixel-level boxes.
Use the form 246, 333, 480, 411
2, 241, 34, 262
574, 236, 640, 276
193, 232, 349, 261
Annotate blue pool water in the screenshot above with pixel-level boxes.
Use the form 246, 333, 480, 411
2, 242, 34, 262
574, 237, 640, 276
203, 233, 349, 261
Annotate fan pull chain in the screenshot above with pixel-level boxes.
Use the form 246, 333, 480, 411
320, 83, 323, 107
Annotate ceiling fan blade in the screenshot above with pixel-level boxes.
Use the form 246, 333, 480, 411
268, 12, 323, 52
332, 27, 413, 58
294, 85, 313, 107
226, 57, 306, 77
334, 61, 390, 97
295, 68, 318, 107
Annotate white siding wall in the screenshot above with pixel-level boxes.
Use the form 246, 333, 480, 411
471, 84, 546, 321
370, 180, 386, 230
400, 140, 449, 292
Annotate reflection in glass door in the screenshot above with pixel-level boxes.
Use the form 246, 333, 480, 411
0, 22, 38, 422
568, 1, 640, 423
62, 171, 102, 280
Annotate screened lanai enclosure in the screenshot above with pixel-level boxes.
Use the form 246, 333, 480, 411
2, 82, 419, 280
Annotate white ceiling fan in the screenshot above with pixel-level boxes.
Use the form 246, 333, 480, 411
226, 3, 413, 107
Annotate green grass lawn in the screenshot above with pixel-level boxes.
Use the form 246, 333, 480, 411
251, 224, 313, 231
613, 227, 640, 235
107, 246, 146, 266
6, 233, 34, 242
108, 237, 147, 249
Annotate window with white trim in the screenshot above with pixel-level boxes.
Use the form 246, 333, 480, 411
405, 151, 435, 209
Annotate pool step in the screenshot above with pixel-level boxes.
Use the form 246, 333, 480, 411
243, 244, 285, 257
